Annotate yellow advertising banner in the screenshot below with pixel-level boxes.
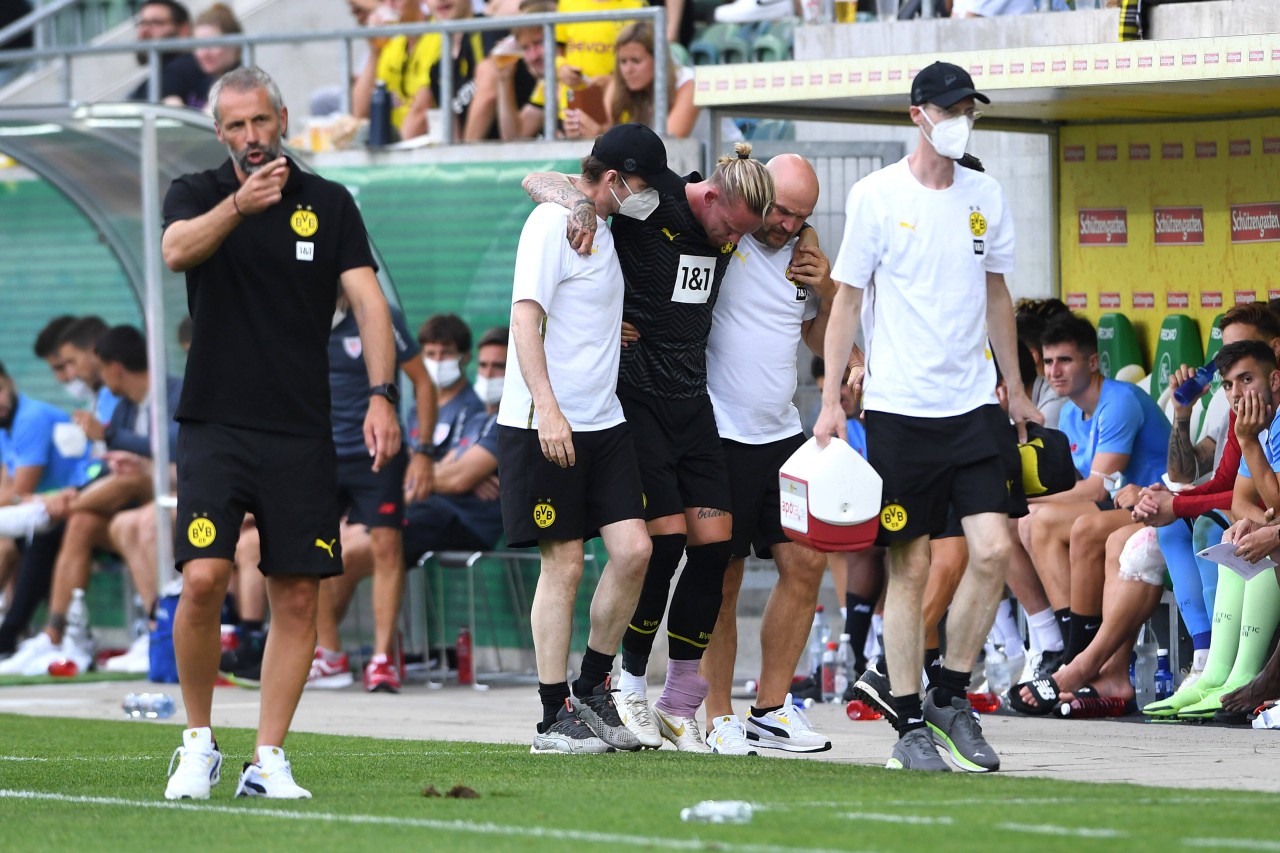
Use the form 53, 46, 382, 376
1059, 117, 1280, 365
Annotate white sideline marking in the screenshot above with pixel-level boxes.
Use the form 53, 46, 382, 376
1185, 839, 1280, 851
0, 789, 861, 853
998, 822, 1125, 839
0, 751, 446, 763
843, 813, 953, 825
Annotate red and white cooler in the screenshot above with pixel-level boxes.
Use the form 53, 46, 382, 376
779, 437, 881, 552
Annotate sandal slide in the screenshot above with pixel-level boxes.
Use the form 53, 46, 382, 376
1008, 677, 1060, 716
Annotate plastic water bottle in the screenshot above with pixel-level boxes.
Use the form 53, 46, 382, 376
456, 625, 474, 686
66, 588, 92, 649
1154, 649, 1175, 701
680, 800, 754, 824
807, 606, 825, 679
835, 633, 853, 698
368, 80, 392, 148
1058, 696, 1130, 718
1133, 621, 1158, 710
984, 642, 1013, 700
123, 693, 176, 719
821, 642, 838, 702
1173, 363, 1217, 406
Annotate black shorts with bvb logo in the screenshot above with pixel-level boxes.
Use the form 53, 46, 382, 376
864, 404, 1010, 546
174, 421, 343, 576
497, 423, 645, 549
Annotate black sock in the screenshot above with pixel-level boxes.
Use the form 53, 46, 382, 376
537, 681, 571, 731
750, 703, 783, 718
572, 647, 615, 699
621, 533, 687, 674
845, 593, 875, 672
1066, 612, 1101, 664
1054, 608, 1071, 651
923, 647, 944, 692
931, 666, 969, 708
666, 540, 731, 660
892, 693, 926, 734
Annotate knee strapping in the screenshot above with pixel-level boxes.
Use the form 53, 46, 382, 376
666, 540, 732, 660
621, 533, 686, 662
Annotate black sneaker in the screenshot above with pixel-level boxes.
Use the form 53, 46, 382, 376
575, 677, 642, 751
1034, 648, 1066, 680
220, 630, 265, 688
531, 699, 615, 754
853, 665, 899, 729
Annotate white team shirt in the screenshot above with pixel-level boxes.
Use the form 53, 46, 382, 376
831, 157, 1015, 418
707, 232, 818, 443
497, 202, 627, 432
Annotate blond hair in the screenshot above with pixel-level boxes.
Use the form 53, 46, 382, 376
711, 143, 774, 216
607, 22, 677, 130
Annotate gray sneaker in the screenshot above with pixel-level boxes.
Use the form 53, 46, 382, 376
923, 688, 1000, 772
531, 699, 616, 755
574, 677, 642, 752
885, 727, 950, 771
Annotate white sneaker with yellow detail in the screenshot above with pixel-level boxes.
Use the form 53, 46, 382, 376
235, 746, 312, 799
164, 727, 222, 800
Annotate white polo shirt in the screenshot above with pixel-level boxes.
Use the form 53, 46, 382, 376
707, 231, 818, 443
498, 203, 626, 432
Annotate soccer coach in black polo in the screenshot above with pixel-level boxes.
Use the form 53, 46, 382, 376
160, 66, 400, 801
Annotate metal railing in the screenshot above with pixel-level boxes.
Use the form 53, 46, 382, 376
0, 0, 131, 54
0, 8, 670, 145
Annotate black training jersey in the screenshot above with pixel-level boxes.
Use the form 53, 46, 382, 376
611, 172, 735, 400
164, 157, 376, 438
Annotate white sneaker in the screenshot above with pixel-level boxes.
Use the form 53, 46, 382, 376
707, 715, 758, 755
164, 727, 222, 800
654, 707, 712, 753
714, 0, 792, 23
0, 632, 55, 675
745, 693, 832, 753
104, 634, 151, 673
616, 692, 663, 749
235, 747, 312, 799
306, 648, 354, 690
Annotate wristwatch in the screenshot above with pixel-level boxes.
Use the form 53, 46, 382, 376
412, 441, 436, 456
369, 383, 400, 405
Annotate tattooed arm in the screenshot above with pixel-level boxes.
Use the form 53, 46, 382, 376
522, 171, 598, 256
1167, 416, 1216, 484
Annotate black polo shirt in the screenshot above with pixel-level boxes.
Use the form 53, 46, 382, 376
163, 157, 376, 438
611, 171, 735, 400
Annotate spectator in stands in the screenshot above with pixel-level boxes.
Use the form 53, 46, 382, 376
482, 0, 554, 141
128, 0, 213, 108
0, 361, 92, 665
556, 0, 645, 131
306, 296, 436, 694
1020, 313, 1169, 671
352, 0, 430, 139
0, 326, 182, 676
417, 313, 486, 456
191, 3, 244, 107
56, 315, 120, 429
425, 0, 509, 141
951, 0, 1034, 16
566, 22, 741, 142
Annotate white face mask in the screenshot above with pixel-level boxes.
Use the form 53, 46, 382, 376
611, 176, 660, 221
423, 356, 462, 388
920, 109, 973, 160
63, 378, 94, 404
472, 374, 504, 406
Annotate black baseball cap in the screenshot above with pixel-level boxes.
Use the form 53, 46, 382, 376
590, 123, 686, 197
910, 61, 990, 109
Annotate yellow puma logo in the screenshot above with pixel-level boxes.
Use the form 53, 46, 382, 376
661, 227, 680, 241
899, 221, 917, 231
314, 538, 337, 558
734, 249, 748, 265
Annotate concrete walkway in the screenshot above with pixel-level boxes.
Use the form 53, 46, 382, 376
3, 676, 1277, 793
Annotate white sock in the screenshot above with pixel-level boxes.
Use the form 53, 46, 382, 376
1193, 648, 1209, 672
1028, 607, 1064, 653
995, 599, 1027, 656
864, 614, 883, 663
840, 606, 848, 621
618, 669, 647, 698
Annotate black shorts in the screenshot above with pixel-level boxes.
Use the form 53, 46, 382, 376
498, 423, 645, 549
618, 387, 731, 521
175, 422, 343, 577
929, 408, 1027, 541
865, 404, 1009, 545
337, 448, 407, 529
724, 433, 806, 560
